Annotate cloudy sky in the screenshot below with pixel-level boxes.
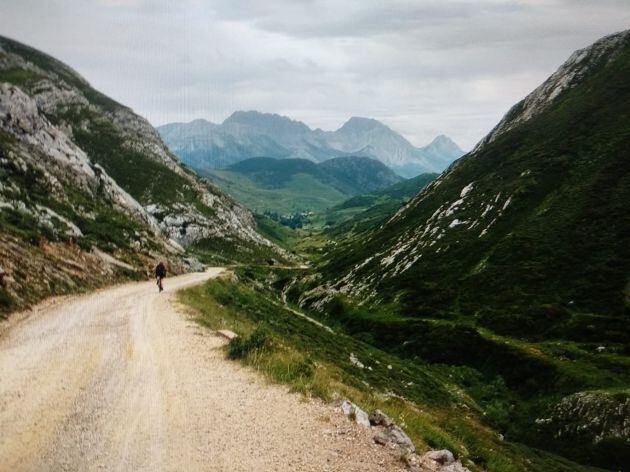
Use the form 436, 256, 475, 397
1, 1, 629, 149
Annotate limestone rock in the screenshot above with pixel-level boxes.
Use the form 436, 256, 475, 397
340, 400, 371, 428
424, 449, 455, 465
407, 449, 471, 472
353, 406, 371, 428
349, 352, 364, 369
538, 391, 630, 445
372, 424, 415, 453
441, 463, 471, 472
217, 330, 238, 341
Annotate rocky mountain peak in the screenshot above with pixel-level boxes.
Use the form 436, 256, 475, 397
424, 135, 463, 154
159, 111, 464, 177
476, 29, 630, 150
338, 116, 387, 134
224, 110, 311, 136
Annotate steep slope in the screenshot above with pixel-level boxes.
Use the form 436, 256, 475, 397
303, 30, 630, 469
317, 155, 403, 194
0, 36, 277, 314
321, 29, 630, 320
203, 156, 403, 214
157, 112, 464, 177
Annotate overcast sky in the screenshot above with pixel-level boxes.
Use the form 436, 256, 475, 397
1, 1, 629, 149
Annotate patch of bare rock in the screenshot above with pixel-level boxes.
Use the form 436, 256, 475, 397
341, 401, 471, 472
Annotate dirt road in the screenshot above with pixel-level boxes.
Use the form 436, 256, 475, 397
0, 269, 402, 471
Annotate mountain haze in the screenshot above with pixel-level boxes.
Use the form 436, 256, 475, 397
158, 112, 464, 177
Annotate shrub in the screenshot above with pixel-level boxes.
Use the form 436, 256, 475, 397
0, 288, 14, 310
228, 327, 270, 359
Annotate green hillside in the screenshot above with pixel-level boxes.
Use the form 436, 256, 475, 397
202, 156, 403, 214
323, 172, 438, 232
207, 169, 349, 214
292, 31, 630, 470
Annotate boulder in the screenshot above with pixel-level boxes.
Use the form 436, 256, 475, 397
373, 432, 390, 446
408, 450, 471, 472
340, 400, 371, 428
424, 449, 455, 465
349, 352, 365, 369
217, 330, 238, 341
184, 257, 205, 272
353, 405, 371, 428
341, 400, 353, 416
372, 424, 415, 453
387, 425, 415, 453
369, 409, 394, 427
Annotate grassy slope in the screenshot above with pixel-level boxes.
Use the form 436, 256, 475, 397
0, 130, 152, 317
253, 214, 304, 252
206, 169, 349, 214
244, 173, 436, 258
201, 156, 403, 215
179, 268, 604, 472
323, 173, 437, 232
310, 38, 630, 470
323, 45, 630, 319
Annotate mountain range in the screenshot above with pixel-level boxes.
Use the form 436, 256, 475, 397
157, 112, 464, 178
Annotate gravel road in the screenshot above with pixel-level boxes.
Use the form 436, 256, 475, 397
0, 269, 403, 471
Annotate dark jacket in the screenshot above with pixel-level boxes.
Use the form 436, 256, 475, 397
155, 262, 166, 277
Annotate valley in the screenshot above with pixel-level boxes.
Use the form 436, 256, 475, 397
170, 29, 630, 471
0, 23, 629, 472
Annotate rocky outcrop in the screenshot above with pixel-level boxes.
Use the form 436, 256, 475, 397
537, 391, 630, 445
340, 400, 371, 428
476, 30, 630, 150
0, 83, 160, 235
0, 35, 278, 253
